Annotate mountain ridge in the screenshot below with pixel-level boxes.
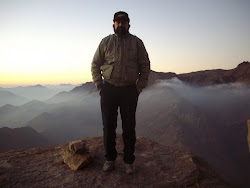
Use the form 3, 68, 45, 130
0, 126, 48, 153
148, 61, 250, 87
0, 61, 249, 187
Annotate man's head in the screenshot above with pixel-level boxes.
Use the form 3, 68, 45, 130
113, 11, 130, 36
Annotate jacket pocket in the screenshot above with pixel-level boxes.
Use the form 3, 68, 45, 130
100, 64, 113, 79
126, 66, 139, 82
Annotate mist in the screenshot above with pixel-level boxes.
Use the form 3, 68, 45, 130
0, 79, 250, 187
146, 78, 250, 121
0, 84, 78, 107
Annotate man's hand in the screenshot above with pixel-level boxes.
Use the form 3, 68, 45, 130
137, 89, 142, 94
98, 89, 102, 93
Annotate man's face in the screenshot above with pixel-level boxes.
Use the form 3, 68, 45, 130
113, 20, 130, 36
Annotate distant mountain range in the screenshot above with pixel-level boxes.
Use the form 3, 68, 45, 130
0, 62, 249, 187
0, 90, 28, 107
0, 84, 78, 107
148, 61, 250, 86
0, 62, 248, 107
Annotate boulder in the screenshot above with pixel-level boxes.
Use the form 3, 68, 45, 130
68, 140, 88, 154
62, 148, 92, 171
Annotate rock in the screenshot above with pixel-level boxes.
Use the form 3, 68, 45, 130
68, 140, 88, 154
0, 135, 232, 187
62, 140, 92, 171
62, 148, 92, 171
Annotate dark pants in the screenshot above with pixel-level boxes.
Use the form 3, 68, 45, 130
100, 81, 138, 164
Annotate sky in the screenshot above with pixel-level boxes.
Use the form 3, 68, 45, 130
0, 0, 249, 86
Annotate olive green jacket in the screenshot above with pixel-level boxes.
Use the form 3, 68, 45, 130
91, 33, 150, 91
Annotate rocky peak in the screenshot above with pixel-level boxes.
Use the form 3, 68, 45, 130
237, 61, 249, 68
0, 135, 231, 187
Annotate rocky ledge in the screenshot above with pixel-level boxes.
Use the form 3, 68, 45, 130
0, 135, 231, 187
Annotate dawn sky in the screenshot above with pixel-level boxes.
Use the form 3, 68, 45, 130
0, 0, 249, 85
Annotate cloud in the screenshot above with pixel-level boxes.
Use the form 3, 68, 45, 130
150, 78, 250, 122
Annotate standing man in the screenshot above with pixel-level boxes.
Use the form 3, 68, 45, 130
91, 11, 150, 174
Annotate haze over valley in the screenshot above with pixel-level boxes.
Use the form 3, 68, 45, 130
1, 62, 250, 187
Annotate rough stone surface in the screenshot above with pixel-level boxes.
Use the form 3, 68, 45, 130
0, 135, 232, 187
68, 140, 88, 154
62, 148, 92, 171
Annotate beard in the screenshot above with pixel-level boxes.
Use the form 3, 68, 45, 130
114, 26, 129, 36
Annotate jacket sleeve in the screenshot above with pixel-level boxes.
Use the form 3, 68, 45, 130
91, 39, 105, 89
137, 40, 150, 90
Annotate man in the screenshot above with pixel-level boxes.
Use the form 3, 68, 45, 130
91, 11, 150, 174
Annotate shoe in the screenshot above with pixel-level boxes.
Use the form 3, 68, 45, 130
125, 164, 134, 175
103, 161, 115, 172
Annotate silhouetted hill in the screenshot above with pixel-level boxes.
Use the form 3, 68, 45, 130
26, 111, 101, 145
22, 100, 47, 108
27, 93, 102, 145
178, 61, 250, 86
0, 100, 50, 128
46, 82, 96, 104
0, 135, 231, 187
0, 126, 48, 153
70, 82, 96, 93
0, 90, 28, 107
148, 71, 177, 87
148, 61, 250, 86
0, 104, 18, 117
1, 85, 58, 101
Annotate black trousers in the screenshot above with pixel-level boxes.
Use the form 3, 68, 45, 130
100, 81, 138, 164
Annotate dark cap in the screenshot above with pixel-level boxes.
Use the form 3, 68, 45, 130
113, 11, 130, 23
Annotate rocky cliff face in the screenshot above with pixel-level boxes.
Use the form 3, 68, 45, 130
0, 135, 231, 188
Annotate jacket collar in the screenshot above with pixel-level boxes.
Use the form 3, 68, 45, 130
115, 32, 130, 39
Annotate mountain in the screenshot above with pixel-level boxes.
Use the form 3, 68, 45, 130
178, 61, 250, 86
44, 83, 78, 92
0, 100, 50, 128
0, 126, 48, 153
46, 82, 96, 104
0, 135, 231, 187
148, 61, 250, 86
1, 84, 57, 101
134, 83, 250, 188
70, 82, 96, 93
0, 90, 28, 107
23, 80, 250, 187
1, 62, 249, 187
45, 62, 250, 104
27, 93, 103, 145
0, 84, 78, 107
148, 71, 177, 86
135, 86, 215, 150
